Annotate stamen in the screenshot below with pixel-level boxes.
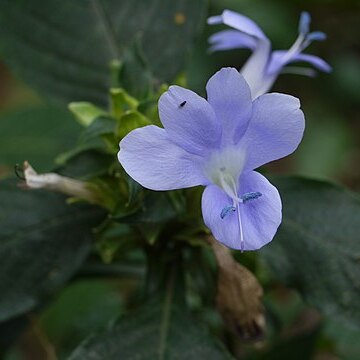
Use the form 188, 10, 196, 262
299, 11, 311, 35
204, 148, 247, 250
219, 203, 245, 251
241, 191, 262, 203
281, 13, 326, 66
179, 100, 187, 108
306, 31, 326, 42
220, 205, 236, 219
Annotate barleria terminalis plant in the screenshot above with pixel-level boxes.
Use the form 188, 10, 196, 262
0, 1, 359, 359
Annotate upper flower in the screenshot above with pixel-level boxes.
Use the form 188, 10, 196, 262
118, 68, 305, 251
208, 10, 331, 99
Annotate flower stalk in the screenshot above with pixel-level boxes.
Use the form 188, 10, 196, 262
22, 161, 104, 206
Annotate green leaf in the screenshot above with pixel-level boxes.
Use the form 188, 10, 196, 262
112, 191, 184, 245
261, 176, 360, 329
110, 88, 138, 119
113, 191, 184, 224
118, 36, 154, 98
0, 0, 207, 104
68, 300, 231, 360
325, 319, 360, 360
0, 316, 28, 357
0, 105, 81, 172
80, 116, 116, 144
0, 178, 106, 323
40, 280, 123, 358
56, 116, 118, 174
68, 102, 108, 127
248, 327, 320, 360
117, 111, 150, 139
69, 243, 231, 360
54, 117, 118, 183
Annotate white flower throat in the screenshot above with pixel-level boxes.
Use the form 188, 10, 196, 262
205, 147, 246, 201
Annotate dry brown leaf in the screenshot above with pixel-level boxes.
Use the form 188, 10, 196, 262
208, 236, 265, 341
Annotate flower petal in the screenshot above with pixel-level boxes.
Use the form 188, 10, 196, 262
202, 184, 242, 249
268, 50, 332, 75
201, 171, 281, 250
288, 53, 332, 73
240, 39, 272, 99
267, 50, 290, 75
208, 10, 267, 40
240, 93, 305, 170
158, 85, 221, 156
208, 30, 257, 52
118, 125, 208, 191
206, 68, 252, 145
238, 171, 282, 250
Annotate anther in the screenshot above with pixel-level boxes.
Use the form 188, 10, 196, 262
299, 11, 311, 35
220, 205, 236, 219
14, 163, 26, 180
179, 100, 186, 108
241, 192, 262, 203
306, 31, 326, 42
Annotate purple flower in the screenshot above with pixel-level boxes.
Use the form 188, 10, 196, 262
118, 68, 304, 251
208, 10, 331, 99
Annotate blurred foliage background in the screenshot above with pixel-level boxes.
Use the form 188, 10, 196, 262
191, 0, 360, 192
0, 0, 359, 359
1, 0, 360, 187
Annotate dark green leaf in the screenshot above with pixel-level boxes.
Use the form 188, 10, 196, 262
113, 191, 184, 224
80, 116, 116, 143
0, 0, 207, 104
248, 327, 320, 360
261, 176, 360, 329
110, 88, 138, 119
0, 178, 106, 323
0, 105, 81, 172
57, 150, 115, 180
118, 37, 154, 98
116, 111, 150, 139
0, 315, 28, 356
39, 280, 123, 358
68, 300, 231, 360
325, 319, 360, 360
68, 102, 108, 127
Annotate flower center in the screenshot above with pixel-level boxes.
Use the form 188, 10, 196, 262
204, 147, 246, 201
204, 148, 246, 250
204, 148, 262, 251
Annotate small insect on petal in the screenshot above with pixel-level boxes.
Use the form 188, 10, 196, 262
220, 205, 236, 219
241, 191, 262, 203
179, 100, 187, 108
